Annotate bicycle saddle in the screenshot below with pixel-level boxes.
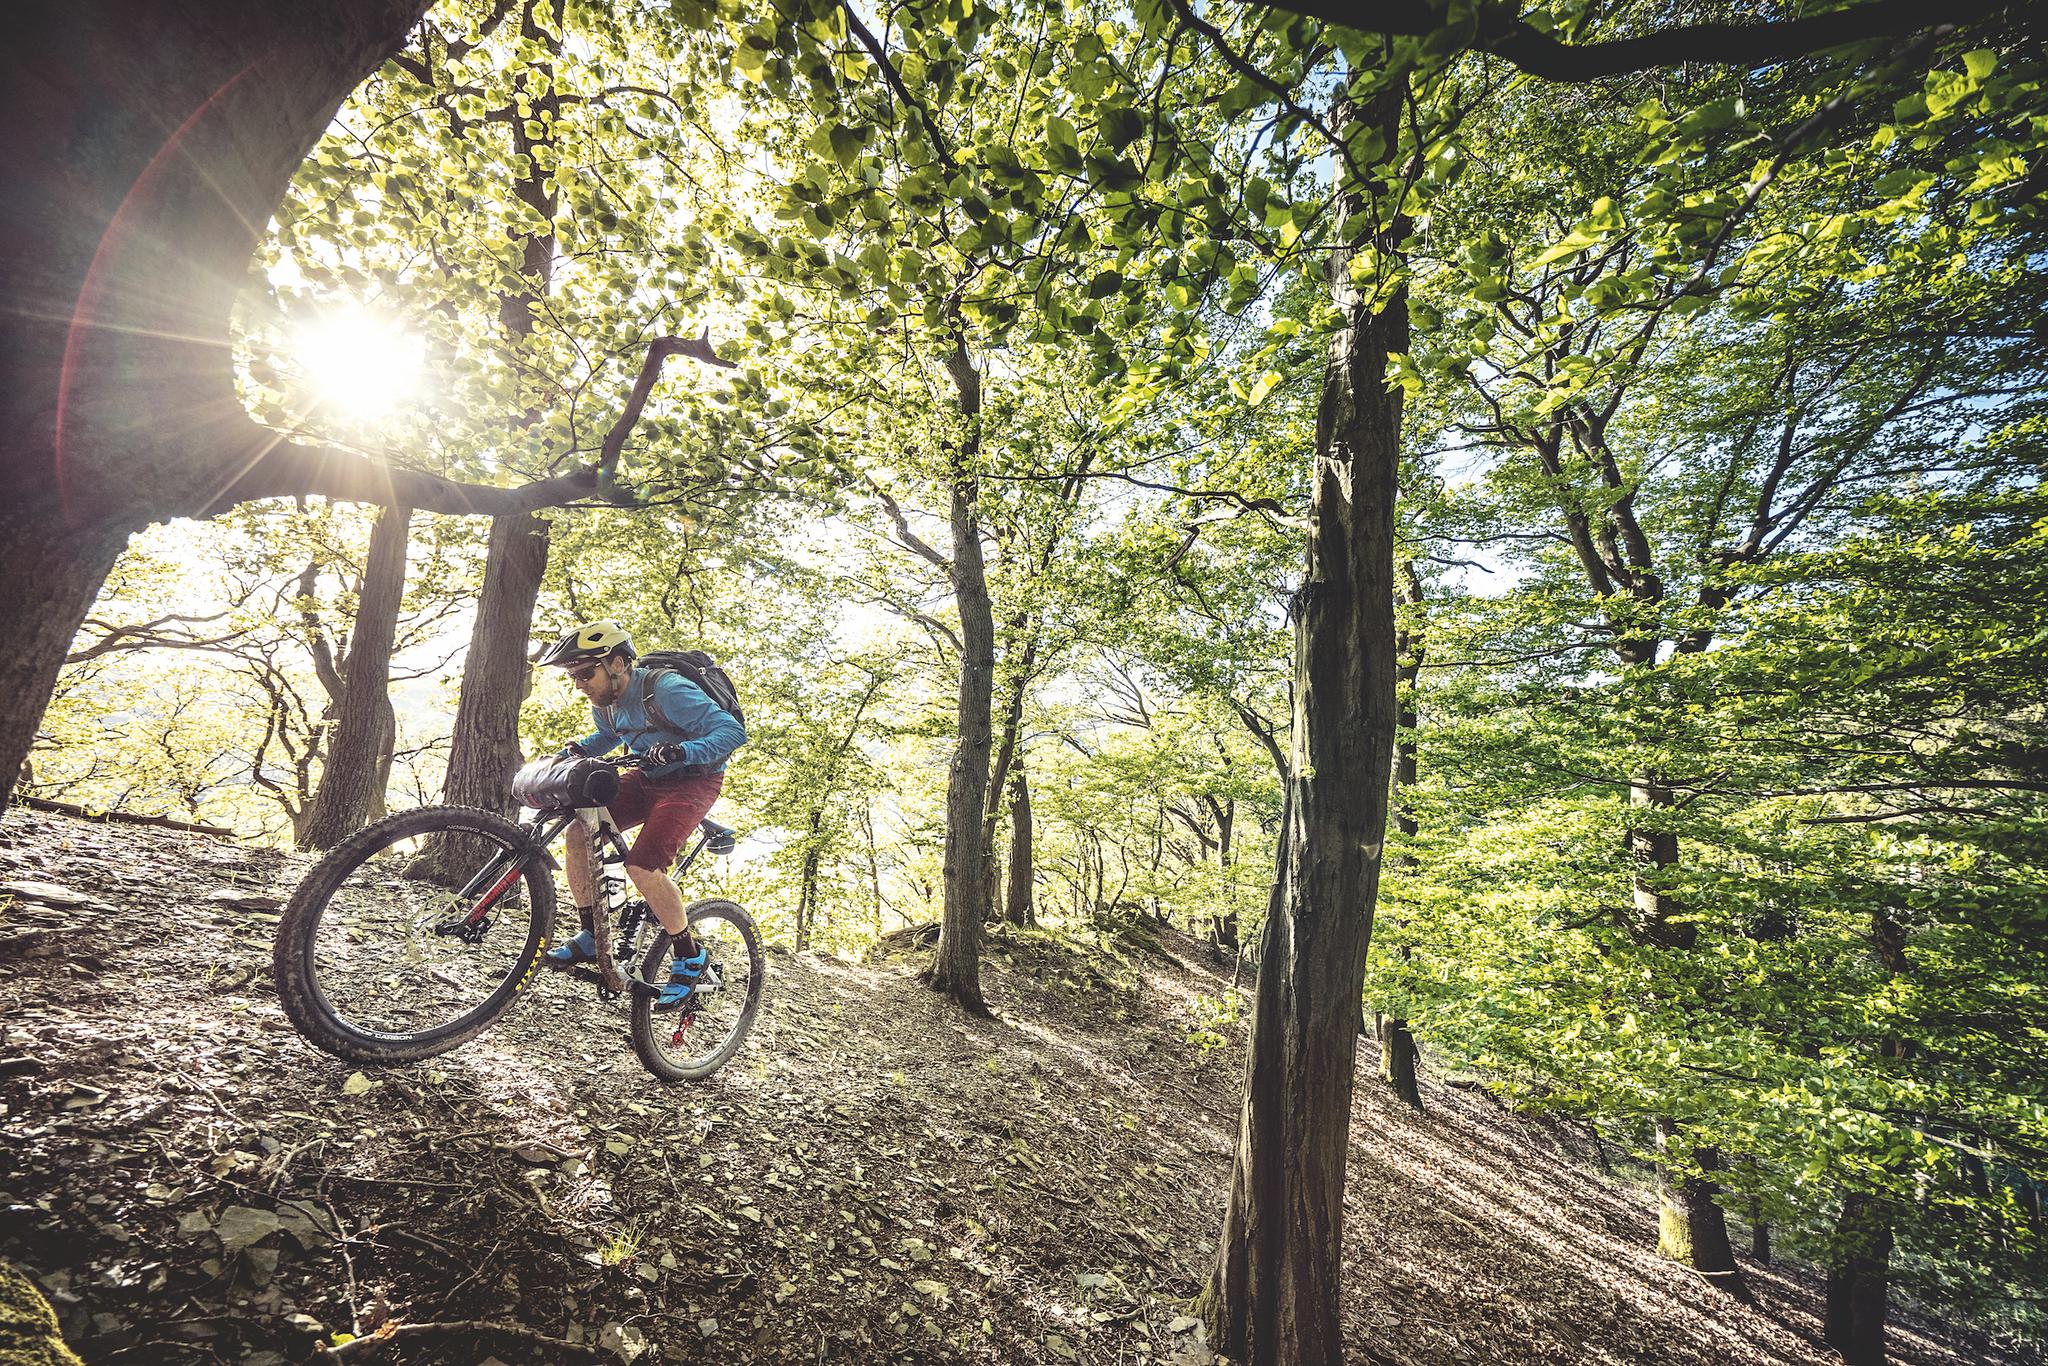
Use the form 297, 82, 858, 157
700, 818, 738, 854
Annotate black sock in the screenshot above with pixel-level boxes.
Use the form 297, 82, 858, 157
577, 907, 595, 936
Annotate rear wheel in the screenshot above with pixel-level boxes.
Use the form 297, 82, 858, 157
275, 806, 555, 1064
629, 899, 764, 1082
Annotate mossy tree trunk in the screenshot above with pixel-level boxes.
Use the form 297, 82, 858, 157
1653, 1117, 1752, 1303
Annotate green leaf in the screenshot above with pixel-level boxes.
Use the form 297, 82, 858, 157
1101, 106, 1146, 153
1532, 229, 1596, 269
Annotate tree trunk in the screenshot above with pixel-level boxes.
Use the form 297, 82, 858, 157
794, 809, 824, 951
1378, 1013, 1421, 1111
0, 510, 138, 798
1206, 794, 1239, 951
1202, 89, 1405, 1366
981, 635, 1038, 923
926, 336, 993, 1015
1654, 1117, 1752, 1302
1824, 1194, 1893, 1366
1005, 763, 1034, 927
1374, 564, 1424, 1110
410, 513, 551, 881
1629, 773, 1694, 949
301, 504, 412, 849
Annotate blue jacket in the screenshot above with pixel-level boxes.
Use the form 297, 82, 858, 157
579, 665, 747, 777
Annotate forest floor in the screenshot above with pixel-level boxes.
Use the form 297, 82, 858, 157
0, 806, 2019, 1366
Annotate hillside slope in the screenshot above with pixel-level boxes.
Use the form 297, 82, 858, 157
0, 808, 2006, 1364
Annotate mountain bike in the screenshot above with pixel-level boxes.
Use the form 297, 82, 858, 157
273, 755, 765, 1082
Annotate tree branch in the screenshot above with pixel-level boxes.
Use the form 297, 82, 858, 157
1255, 0, 2002, 81
840, 2, 957, 172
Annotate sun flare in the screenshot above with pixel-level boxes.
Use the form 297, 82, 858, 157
294, 308, 427, 423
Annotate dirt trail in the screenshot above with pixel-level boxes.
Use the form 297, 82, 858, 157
0, 808, 2009, 1364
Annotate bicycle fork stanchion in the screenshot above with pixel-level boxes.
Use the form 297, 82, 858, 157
580, 813, 630, 996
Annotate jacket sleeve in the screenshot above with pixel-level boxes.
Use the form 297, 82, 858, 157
649, 672, 747, 769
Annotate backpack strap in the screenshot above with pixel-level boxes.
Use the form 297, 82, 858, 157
640, 668, 681, 736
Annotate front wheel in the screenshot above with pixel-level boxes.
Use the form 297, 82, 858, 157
275, 805, 556, 1064
629, 899, 765, 1082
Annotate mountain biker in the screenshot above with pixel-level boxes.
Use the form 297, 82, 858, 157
533, 620, 746, 1006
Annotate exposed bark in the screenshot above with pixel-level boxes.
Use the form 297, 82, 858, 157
795, 810, 825, 950
1205, 793, 1240, 951
1202, 88, 1405, 1366
0, 511, 135, 798
409, 513, 551, 881
981, 635, 1040, 922
1377, 1013, 1420, 1110
301, 504, 412, 849
1005, 763, 1034, 927
1375, 563, 1424, 1110
1653, 1118, 1753, 1303
925, 335, 993, 1016
1824, 1193, 1895, 1366
16, 794, 237, 838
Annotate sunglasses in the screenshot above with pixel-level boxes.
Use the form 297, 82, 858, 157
566, 662, 605, 684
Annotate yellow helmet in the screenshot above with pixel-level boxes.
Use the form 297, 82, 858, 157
536, 620, 635, 667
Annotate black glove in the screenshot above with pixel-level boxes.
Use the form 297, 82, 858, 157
556, 741, 588, 760
642, 743, 686, 768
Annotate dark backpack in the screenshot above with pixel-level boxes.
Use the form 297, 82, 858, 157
637, 649, 745, 730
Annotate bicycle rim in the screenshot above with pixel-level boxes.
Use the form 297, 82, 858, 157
630, 900, 764, 1082
296, 814, 551, 1051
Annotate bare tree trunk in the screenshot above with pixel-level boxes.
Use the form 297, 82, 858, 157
409, 512, 550, 879
926, 335, 993, 1015
1202, 88, 1405, 1366
1005, 763, 1034, 927
1824, 1193, 1894, 1366
0, 512, 134, 797
1377, 1013, 1420, 1110
1374, 563, 1424, 1110
302, 504, 412, 849
794, 810, 823, 951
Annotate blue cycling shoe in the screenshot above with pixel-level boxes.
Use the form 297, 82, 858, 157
658, 943, 709, 1007
544, 929, 597, 966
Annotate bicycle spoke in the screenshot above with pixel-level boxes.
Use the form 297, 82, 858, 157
631, 900, 763, 1081
306, 829, 536, 1041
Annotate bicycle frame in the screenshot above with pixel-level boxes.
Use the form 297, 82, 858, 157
436, 799, 716, 1000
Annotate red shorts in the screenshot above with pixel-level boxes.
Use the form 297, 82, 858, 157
605, 769, 724, 871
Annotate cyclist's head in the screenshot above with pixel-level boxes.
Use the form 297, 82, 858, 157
537, 621, 635, 698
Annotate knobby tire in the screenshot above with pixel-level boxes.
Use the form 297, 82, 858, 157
628, 899, 765, 1082
274, 805, 556, 1065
